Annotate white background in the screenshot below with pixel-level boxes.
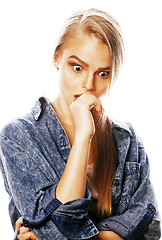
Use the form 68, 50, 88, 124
0, 0, 161, 238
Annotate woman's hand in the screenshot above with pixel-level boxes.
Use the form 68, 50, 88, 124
16, 217, 40, 240
70, 93, 103, 138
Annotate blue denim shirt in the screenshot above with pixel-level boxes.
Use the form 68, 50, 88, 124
0, 97, 161, 240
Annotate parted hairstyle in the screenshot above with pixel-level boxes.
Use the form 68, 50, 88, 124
54, 8, 124, 84
53, 8, 124, 218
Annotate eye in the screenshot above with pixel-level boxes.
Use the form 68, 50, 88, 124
73, 65, 83, 72
99, 71, 110, 79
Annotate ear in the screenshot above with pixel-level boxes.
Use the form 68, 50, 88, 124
54, 53, 60, 70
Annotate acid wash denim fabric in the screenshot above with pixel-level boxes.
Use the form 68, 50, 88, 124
0, 97, 161, 240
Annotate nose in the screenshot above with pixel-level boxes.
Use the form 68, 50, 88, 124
82, 72, 95, 91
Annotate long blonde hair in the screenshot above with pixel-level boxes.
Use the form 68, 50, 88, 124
53, 8, 123, 217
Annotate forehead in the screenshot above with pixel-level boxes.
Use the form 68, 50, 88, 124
61, 33, 112, 67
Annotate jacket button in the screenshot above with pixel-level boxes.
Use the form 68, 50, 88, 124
61, 137, 66, 146
113, 179, 119, 185
149, 206, 155, 212
23, 220, 28, 227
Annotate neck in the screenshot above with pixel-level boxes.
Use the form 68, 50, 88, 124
52, 93, 74, 126
52, 94, 76, 146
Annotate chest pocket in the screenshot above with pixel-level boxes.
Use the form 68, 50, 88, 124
121, 162, 141, 206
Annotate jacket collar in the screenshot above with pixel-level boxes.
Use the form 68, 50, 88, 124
31, 96, 53, 120
111, 119, 132, 136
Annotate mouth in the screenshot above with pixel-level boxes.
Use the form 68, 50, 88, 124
73, 94, 83, 101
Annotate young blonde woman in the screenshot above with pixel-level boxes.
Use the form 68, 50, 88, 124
0, 9, 161, 240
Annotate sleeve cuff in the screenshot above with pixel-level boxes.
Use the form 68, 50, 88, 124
50, 188, 98, 239
96, 204, 156, 240
23, 188, 98, 239
22, 197, 62, 228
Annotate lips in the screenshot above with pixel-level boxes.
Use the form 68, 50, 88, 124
73, 94, 83, 101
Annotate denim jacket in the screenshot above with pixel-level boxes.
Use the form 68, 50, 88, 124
0, 97, 161, 240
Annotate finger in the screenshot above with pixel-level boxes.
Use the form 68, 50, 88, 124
19, 226, 30, 234
16, 217, 23, 232
82, 94, 103, 113
24, 231, 40, 240
76, 93, 102, 113
18, 231, 40, 240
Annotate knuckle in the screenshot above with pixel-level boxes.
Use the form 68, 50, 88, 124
18, 234, 22, 240
16, 219, 20, 226
16, 217, 22, 226
20, 226, 25, 233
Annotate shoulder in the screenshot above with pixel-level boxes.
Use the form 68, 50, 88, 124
111, 119, 132, 136
0, 116, 34, 150
0, 97, 59, 149
111, 119, 146, 165
0, 97, 49, 139
0, 99, 42, 146
111, 119, 143, 146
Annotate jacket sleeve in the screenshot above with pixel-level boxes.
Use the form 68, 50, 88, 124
96, 125, 161, 240
0, 122, 98, 240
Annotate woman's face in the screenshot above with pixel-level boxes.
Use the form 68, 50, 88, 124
55, 33, 112, 106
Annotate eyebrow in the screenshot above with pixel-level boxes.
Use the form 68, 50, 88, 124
68, 55, 111, 71
68, 55, 89, 67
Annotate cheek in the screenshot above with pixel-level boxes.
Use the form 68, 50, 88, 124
95, 80, 109, 97
59, 65, 83, 93
59, 71, 71, 91
59, 63, 71, 88
59, 68, 78, 105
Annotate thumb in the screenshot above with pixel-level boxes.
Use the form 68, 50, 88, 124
16, 217, 23, 232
